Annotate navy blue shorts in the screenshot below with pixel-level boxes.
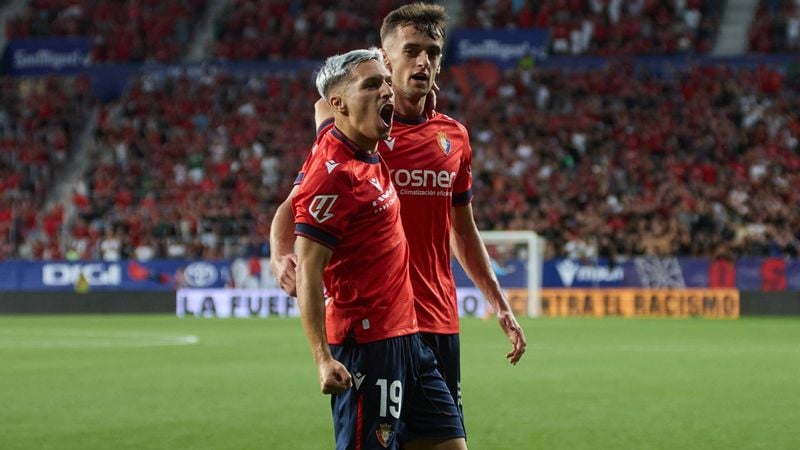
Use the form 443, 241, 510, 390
329, 333, 465, 450
419, 333, 463, 427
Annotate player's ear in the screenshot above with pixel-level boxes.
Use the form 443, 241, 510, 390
329, 95, 347, 115
381, 48, 392, 72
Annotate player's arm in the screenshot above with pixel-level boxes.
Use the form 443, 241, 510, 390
450, 204, 527, 365
296, 236, 351, 394
314, 98, 334, 131
269, 185, 300, 296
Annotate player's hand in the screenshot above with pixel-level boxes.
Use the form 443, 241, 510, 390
318, 358, 352, 395
271, 254, 298, 296
497, 310, 526, 365
423, 81, 439, 118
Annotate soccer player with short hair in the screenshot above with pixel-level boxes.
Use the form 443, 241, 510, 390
272, 2, 527, 434
294, 48, 467, 450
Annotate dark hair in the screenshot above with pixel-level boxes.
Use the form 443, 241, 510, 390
380, 3, 447, 43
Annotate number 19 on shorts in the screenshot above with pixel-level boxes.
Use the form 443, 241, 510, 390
376, 379, 402, 419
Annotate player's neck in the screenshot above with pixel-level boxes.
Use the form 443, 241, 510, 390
334, 122, 378, 154
394, 95, 425, 119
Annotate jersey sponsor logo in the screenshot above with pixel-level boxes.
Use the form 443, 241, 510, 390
325, 159, 340, 174
376, 423, 395, 448
383, 137, 396, 150
353, 372, 365, 390
436, 131, 451, 155
308, 195, 338, 223
369, 177, 383, 192
391, 169, 457, 188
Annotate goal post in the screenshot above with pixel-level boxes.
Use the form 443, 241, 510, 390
475, 230, 544, 318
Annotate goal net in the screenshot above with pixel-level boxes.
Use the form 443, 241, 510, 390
453, 231, 544, 318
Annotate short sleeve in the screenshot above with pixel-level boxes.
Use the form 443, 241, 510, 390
293, 159, 356, 249
452, 125, 473, 207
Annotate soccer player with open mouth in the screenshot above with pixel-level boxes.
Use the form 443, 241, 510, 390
292, 48, 467, 449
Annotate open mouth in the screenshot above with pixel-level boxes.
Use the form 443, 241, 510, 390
411, 72, 428, 83
379, 103, 394, 127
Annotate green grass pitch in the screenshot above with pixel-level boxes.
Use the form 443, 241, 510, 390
1, 315, 799, 449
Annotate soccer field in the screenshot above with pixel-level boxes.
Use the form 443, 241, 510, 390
1, 315, 798, 450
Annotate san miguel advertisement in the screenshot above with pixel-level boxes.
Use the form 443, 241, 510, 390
446, 29, 549, 67
540, 289, 740, 319
2, 38, 92, 75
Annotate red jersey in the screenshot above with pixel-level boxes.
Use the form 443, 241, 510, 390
381, 112, 473, 334
294, 126, 418, 345
316, 112, 473, 334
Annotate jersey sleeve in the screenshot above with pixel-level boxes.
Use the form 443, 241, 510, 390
293, 152, 312, 186
293, 160, 356, 249
317, 117, 334, 136
295, 123, 335, 186
294, 130, 330, 187
452, 124, 474, 207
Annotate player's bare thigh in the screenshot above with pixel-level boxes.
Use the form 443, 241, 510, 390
404, 437, 468, 450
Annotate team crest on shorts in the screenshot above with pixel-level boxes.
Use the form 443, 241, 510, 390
376, 423, 394, 448
436, 132, 451, 155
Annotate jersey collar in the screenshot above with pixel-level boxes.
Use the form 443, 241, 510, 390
393, 112, 428, 125
331, 127, 381, 164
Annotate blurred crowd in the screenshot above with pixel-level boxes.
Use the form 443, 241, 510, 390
436, 62, 800, 261
4, 62, 797, 262
213, 0, 408, 60
462, 0, 720, 55
5, 0, 206, 62
1, 1, 799, 261
5, 0, 727, 62
0, 74, 94, 259
750, 0, 800, 53
53, 70, 321, 261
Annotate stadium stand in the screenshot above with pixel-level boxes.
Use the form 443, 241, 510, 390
0, 74, 94, 260
749, 0, 800, 52
1, 1, 798, 262
5, 0, 207, 62
436, 62, 799, 260
461, 0, 722, 54
213, 0, 409, 60
14, 63, 789, 262
65, 71, 317, 260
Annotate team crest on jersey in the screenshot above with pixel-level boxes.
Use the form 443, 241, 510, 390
376, 423, 394, 448
436, 132, 451, 155
308, 195, 337, 223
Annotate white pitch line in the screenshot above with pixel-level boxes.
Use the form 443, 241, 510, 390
0, 330, 200, 349
521, 343, 800, 354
